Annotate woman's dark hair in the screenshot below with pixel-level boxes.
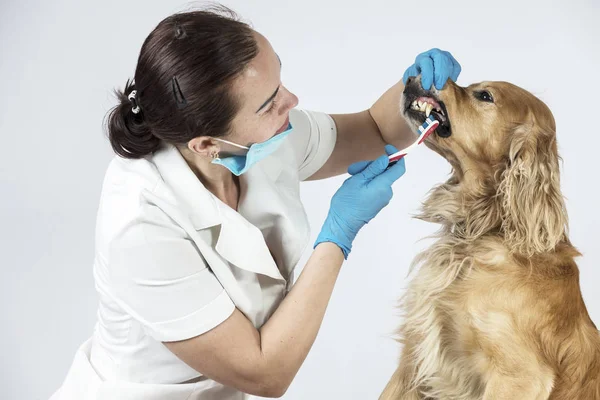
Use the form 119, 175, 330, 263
105, 5, 258, 159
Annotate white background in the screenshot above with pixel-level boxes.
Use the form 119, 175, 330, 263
1, 0, 599, 399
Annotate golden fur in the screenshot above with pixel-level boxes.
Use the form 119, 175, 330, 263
380, 80, 600, 399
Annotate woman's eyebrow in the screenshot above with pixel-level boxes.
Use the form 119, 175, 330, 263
256, 86, 280, 113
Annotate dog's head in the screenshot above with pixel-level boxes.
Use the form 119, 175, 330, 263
401, 77, 567, 256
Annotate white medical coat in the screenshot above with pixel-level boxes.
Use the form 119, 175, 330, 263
49, 108, 337, 399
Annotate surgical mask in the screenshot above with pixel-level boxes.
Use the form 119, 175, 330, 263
211, 123, 293, 176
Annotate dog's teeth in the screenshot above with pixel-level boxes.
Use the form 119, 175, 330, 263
412, 100, 419, 110
425, 104, 433, 117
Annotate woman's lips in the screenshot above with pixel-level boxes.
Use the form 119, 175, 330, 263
275, 115, 290, 134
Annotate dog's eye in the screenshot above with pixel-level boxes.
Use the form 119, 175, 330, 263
474, 90, 494, 103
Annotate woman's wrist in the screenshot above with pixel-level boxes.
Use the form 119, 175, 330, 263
313, 241, 346, 263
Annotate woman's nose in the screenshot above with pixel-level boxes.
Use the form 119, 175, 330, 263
281, 87, 299, 112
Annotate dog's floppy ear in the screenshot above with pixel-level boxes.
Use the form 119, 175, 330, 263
498, 119, 567, 256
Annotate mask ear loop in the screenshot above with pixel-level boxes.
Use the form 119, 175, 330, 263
213, 137, 250, 150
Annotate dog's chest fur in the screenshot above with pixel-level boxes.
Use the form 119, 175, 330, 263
398, 235, 511, 399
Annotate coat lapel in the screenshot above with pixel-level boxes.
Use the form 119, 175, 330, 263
237, 144, 311, 282
151, 144, 284, 281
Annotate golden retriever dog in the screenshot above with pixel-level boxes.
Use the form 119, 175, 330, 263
380, 76, 600, 399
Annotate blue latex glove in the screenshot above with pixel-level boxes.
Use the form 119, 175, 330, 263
314, 145, 406, 259
402, 48, 462, 91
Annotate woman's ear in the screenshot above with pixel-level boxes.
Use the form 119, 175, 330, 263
498, 121, 568, 256
188, 137, 219, 158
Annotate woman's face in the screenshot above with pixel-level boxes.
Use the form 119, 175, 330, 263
216, 31, 299, 155
186, 31, 298, 159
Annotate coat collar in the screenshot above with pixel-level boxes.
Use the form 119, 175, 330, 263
151, 144, 286, 281
151, 143, 221, 231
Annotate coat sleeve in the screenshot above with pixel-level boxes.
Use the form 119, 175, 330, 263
106, 204, 235, 342
287, 108, 337, 181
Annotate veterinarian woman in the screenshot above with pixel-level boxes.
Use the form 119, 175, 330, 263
50, 7, 460, 400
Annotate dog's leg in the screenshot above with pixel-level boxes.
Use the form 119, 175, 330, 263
472, 307, 555, 400
379, 364, 422, 400
379, 348, 422, 400
482, 372, 554, 400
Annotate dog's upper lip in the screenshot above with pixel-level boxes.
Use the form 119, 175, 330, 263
413, 96, 443, 113
404, 91, 441, 110
404, 94, 450, 124
403, 87, 452, 137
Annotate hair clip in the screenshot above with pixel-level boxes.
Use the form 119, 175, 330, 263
174, 20, 187, 39
171, 76, 188, 109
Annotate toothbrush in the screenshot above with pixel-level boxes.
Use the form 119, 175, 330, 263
387, 115, 439, 167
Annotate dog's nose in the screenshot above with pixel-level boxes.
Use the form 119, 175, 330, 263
404, 75, 423, 91
403, 75, 423, 98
